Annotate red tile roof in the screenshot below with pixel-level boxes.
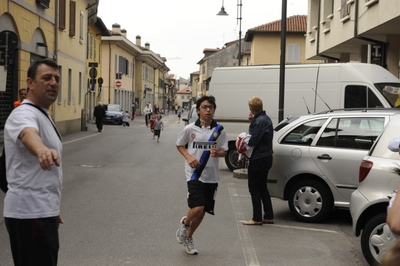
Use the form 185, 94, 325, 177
244, 15, 307, 42
248, 15, 307, 33
177, 86, 192, 94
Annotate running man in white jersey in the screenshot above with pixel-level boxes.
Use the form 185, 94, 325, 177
175, 96, 228, 255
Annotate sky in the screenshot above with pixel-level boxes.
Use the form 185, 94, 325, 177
97, 0, 308, 80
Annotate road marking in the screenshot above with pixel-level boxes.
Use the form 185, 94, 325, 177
231, 193, 338, 234
63, 134, 98, 145
237, 222, 338, 234
228, 183, 260, 266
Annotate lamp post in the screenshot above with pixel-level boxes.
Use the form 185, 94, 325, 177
278, 0, 287, 122
217, 0, 242, 66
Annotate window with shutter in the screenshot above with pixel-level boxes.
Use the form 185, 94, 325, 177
69, 1, 76, 37
287, 44, 300, 63
59, 0, 66, 30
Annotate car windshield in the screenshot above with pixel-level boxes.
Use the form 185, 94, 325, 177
107, 104, 121, 112
375, 83, 400, 108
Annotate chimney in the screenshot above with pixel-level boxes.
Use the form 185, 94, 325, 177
112, 23, 121, 34
121, 29, 127, 38
136, 35, 141, 46
145, 42, 150, 50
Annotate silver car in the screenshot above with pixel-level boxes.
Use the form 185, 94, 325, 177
182, 104, 197, 125
350, 114, 400, 266
268, 108, 400, 223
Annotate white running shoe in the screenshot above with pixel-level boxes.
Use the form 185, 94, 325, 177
184, 237, 198, 255
176, 216, 189, 244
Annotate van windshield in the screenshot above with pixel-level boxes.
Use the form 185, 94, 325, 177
375, 83, 400, 108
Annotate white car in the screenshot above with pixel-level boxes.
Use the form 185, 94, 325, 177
182, 104, 197, 125
268, 108, 400, 223
350, 114, 400, 266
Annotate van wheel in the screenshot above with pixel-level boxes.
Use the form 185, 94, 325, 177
225, 143, 246, 172
361, 213, 396, 266
288, 179, 333, 223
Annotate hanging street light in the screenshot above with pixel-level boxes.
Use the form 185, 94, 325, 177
217, 0, 242, 66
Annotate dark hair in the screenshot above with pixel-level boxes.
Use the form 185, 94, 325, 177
196, 95, 216, 110
27, 59, 59, 80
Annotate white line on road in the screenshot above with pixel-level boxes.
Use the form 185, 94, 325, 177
63, 134, 99, 145
236, 222, 338, 234
228, 183, 260, 266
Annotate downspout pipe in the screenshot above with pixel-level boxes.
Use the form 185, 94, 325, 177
108, 41, 111, 104
54, 0, 59, 121
354, 0, 387, 68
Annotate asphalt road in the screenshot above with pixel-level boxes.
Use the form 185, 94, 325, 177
0, 113, 368, 266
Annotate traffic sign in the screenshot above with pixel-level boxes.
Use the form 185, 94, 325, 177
116, 81, 122, 88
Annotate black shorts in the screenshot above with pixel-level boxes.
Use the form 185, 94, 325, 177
154, 129, 161, 136
187, 180, 218, 215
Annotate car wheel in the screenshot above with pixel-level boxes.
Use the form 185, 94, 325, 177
288, 179, 333, 223
224, 143, 246, 172
360, 213, 396, 266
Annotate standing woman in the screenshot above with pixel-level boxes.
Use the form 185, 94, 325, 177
243, 97, 274, 225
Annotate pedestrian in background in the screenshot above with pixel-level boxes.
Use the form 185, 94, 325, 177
131, 102, 136, 121
122, 111, 130, 127
143, 103, 152, 127
177, 108, 182, 123
94, 102, 106, 132
149, 113, 156, 136
153, 114, 164, 143
175, 96, 228, 255
13, 88, 28, 108
243, 96, 274, 225
4, 59, 63, 266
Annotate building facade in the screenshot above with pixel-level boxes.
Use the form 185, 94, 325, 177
306, 0, 400, 77
0, 0, 104, 137
101, 25, 169, 116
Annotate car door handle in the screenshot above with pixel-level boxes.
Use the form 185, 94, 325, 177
317, 154, 332, 160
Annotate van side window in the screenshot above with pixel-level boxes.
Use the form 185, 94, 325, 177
316, 117, 384, 150
281, 119, 326, 145
344, 86, 382, 108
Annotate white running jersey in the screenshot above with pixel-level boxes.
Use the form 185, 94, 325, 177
176, 120, 228, 183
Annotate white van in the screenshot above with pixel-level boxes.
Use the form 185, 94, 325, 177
209, 63, 400, 171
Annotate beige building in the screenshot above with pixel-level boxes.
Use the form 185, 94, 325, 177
100, 24, 139, 113
101, 26, 169, 115
175, 86, 192, 109
190, 71, 200, 103
306, 0, 400, 77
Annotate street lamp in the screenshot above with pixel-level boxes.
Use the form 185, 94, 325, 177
278, 0, 287, 122
217, 0, 242, 66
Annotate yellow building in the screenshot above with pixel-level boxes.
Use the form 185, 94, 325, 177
86, 17, 110, 121
244, 15, 318, 65
0, 0, 101, 137
0, 0, 57, 133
